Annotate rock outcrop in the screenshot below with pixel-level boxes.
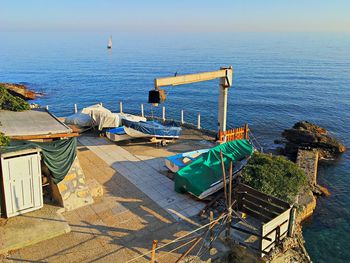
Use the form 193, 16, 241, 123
282, 121, 346, 160
0, 83, 40, 100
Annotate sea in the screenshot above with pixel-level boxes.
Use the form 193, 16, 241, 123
0, 32, 349, 263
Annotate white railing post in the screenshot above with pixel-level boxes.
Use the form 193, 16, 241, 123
46, 105, 49, 111
197, 112, 201, 129
74, 103, 78, 113
120, 101, 123, 113
181, 110, 184, 124
141, 104, 144, 117
162, 106, 166, 121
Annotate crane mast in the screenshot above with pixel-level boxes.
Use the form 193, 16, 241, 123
148, 66, 233, 133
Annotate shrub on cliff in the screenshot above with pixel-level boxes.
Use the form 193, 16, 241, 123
0, 85, 30, 111
0, 132, 9, 146
241, 152, 307, 204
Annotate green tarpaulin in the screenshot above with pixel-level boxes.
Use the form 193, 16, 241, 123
0, 137, 77, 184
175, 139, 254, 198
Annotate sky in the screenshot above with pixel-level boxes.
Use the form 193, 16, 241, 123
1, 0, 350, 32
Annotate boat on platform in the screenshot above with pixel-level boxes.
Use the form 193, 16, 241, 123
106, 126, 131, 142
122, 119, 182, 139
165, 149, 209, 173
174, 139, 254, 199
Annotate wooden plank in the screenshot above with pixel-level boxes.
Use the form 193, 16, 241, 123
241, 205, 270, 223
237, 184, 290, 209
231, 225, 272, 241
242, 193, 285, 214
11, 132, 79, 140
242, 198, 279, 220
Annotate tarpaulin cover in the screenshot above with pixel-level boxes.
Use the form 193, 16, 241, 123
175, 139, 254, 198
122, 119, 182, 138
0, 138, 77, 184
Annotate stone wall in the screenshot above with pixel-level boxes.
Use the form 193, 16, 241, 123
51, 156, 94, 211
296, 149, 318, 186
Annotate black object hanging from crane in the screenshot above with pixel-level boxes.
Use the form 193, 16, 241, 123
148, 89, 167, 104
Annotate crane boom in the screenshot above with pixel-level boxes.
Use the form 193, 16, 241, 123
149, 66, 233, 134
154, 68, 232, 89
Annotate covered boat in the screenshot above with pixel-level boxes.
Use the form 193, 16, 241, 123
122, 119, 182, 139
174, 139, 254, 199
165, 149, 209, 173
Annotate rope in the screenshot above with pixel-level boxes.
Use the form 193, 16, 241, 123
248, 130, 263, 152
125, 213, 229, 263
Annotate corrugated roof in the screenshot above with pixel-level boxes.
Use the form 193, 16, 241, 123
0, 109, 72, 137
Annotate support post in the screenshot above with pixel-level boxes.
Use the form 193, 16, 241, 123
220, 151, 227, 207
120, 101, 123, 113
162, 106, 166, 121
45, 105, 49, 111
197, 112, 201, 129
218, 66, 232, 133
226, 161, 233, 239
209, 211, 214, 249
181, 110, 184, 124
288, 207, 297, 237
141, 104, 144, 117
74, 103, 78, 114
151, 240, 157, 263
244, 123, 249, 139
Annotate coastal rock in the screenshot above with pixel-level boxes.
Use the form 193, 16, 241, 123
282, 121, 346, 159
0, 82, 42, 100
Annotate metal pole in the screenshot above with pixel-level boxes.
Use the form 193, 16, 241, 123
120, 101, 123, 113
151, 240, 157, 263
181, 110, 184, 124
197, 112, 201, 129
141, 104, 144, 117
45, 105, 49, 111
74, 103, 78, 113
162, 106, 166, 121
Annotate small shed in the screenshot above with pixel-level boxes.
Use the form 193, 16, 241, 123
0, 108, 77, 140
0, 148, 43, 217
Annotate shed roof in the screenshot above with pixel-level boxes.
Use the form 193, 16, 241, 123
0, 109, 74, 138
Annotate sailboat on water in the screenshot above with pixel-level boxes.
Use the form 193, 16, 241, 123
107, 36, 112, 49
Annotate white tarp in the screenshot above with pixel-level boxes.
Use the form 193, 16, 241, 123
81, 104, 120, 130
64, 104, 147, 131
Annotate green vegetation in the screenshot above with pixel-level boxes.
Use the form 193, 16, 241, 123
241, 152, 307, 203
0, 132, 9, 146
0, 85, 30, 111
0, 85, 31, 146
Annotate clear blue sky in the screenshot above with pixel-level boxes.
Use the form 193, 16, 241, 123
1, 0, 350, 32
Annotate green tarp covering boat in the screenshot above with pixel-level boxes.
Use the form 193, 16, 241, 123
174, 139, 254, 199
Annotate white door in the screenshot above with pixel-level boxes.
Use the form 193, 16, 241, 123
2, 153, 42, 217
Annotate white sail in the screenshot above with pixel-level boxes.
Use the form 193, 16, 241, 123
107, 36, 112, 49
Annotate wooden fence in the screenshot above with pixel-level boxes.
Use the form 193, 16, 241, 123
218, 124, 249, 142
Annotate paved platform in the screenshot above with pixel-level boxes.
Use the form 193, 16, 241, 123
5, 142, 220, 262
0, 204, 70, 255
78, 136, 206, 220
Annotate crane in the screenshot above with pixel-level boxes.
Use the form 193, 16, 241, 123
148, 66, 233, 133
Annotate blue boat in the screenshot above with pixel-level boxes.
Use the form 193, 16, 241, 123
122, 119, 182, 139
165, 148, 210, 173
106, 126, 132, 141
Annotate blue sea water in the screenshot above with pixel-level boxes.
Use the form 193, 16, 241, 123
0, 32, 349, 262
